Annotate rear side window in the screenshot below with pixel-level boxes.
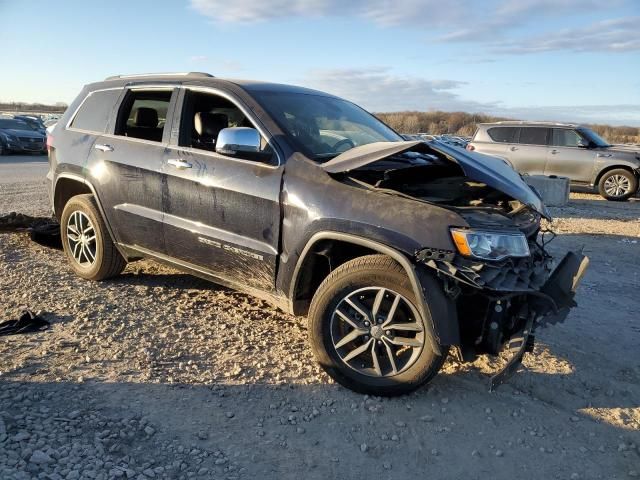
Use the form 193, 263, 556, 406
70, 90, 121, 133
114, 90, 173, 143
487, 127, 517, 143
518, 127, 548, 146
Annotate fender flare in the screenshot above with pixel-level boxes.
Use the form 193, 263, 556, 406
290, 231, 457, 355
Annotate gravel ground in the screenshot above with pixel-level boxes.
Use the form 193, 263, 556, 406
0, 164, 639, 480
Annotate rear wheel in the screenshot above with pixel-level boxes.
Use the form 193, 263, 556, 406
308, 255, 447, 396
60, 194, 126, 280
598, 169, 637, 201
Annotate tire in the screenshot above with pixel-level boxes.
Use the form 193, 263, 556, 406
60, 194, 126, 280
598, 169, 638, 201
308, 254, 448, 396
0, 143, 5, 156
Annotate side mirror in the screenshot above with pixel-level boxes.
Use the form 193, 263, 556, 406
216, 127, 261, 156
578, 138, 595, 149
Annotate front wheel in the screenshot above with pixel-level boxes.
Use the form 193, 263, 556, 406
598, 169, 638, 201
60, 194, 126, 280
308, 255, 447, 396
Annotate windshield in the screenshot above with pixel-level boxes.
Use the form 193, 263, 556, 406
0, 119, 36, 131
252, 91, 403, 161
578, 127, 610, 147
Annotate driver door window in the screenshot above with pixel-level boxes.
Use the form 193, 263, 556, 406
178, 90, 273, 162
552, 129, 584, 148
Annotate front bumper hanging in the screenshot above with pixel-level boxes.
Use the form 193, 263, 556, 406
489, 251, 589, 390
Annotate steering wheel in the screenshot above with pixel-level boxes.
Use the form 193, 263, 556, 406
332, 138, 356, 153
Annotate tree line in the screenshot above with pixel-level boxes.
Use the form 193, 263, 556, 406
1, 102, 638, 145
375, 111, 640, 145
0, 102, 68, 114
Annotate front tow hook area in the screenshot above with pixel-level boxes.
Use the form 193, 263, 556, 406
490, 314, 535, 392
489, 250, 589, 391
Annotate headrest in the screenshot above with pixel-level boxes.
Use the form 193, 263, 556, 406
133, 107, 158, 128
194, 112, 228, 137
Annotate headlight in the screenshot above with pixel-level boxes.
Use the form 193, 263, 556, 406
450, 228, 530, 261
0, 132, 18, 142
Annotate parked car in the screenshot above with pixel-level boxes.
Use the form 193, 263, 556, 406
48, 73, 588, 395
13, 115, 47, 135
468, 121, 640, 201
0, 117, 47, 155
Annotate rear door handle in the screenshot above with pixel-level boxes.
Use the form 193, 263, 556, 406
167, 158, 192, 170
94, 144, 113, 152
509, 146, 518, 151
551, 149, 559, 154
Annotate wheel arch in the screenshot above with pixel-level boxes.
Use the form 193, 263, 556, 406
54, 173, 125, 258
289, 231, 446, 355
593, 164, 639, 187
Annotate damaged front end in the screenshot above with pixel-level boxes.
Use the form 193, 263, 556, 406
323, 140, 589, 390
417, 239, 588, 391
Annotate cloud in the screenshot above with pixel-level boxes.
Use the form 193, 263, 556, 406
302, 67, 640, 125
493, 17, 640, 54
189, 0, 637, 54
303, 67, 496, 112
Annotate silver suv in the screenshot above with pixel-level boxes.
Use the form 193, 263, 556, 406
468, 121, 640, 201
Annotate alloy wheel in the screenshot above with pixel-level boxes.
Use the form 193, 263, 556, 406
330, 287, 425, 377
604, 174, 631, 197
66, 211, 97, 266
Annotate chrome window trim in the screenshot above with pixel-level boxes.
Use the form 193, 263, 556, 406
66, 84, 180, 137
65, 83, 284, 167
176, 85, 282, 167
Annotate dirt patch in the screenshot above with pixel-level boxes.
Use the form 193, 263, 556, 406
1, 188, 639, 479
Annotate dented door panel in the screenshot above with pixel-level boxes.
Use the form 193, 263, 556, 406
161, 147, 282, 291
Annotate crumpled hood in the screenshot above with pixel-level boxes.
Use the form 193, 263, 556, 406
321, 140, 550, 218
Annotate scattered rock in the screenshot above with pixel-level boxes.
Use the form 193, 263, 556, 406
29, 450, 53, 464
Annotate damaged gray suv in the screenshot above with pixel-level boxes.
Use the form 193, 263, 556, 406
47, 73, 588, 395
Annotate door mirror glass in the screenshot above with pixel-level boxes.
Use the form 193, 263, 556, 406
216, 127, 261, 156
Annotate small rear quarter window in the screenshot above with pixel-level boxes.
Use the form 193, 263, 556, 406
70, 90, 121, 133
487, 127, 517, 143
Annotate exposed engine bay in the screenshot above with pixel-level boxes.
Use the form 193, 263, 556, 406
324, 141, 589, 390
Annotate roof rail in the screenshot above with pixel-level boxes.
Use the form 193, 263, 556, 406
104, 72, 214, 81
491, 120, 578, 127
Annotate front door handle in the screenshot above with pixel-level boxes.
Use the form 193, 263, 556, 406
94, 144, 114, 152
550, 149, 559, 154
167, 158, 192, 170
509, 146, 518, 151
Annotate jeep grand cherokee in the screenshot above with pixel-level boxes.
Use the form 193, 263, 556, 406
47, 73, 588, 395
